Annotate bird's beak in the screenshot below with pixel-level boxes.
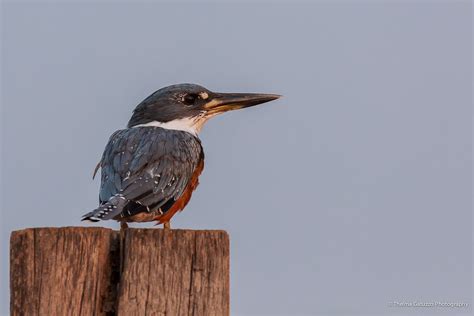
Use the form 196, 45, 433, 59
203, 92, 281, 114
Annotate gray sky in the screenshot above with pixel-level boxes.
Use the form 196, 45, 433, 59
1, 1, 472, 315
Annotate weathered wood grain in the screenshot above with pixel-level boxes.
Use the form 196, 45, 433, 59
10, 227, 230, 316
117, 229, 230, 316
10, 227, 119, 316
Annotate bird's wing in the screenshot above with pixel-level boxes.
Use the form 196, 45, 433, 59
98, 127, 203, 219
93, 130, 122, 180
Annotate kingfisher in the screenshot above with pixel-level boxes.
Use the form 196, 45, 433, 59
82, 83, 280, 229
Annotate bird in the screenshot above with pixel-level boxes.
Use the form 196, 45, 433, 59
82, 83, 280, 229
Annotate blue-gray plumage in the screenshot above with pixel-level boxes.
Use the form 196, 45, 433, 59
82, 83, 280, 228
82, 127, 203, 221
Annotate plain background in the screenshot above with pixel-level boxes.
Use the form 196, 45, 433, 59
1, 1, 472, 315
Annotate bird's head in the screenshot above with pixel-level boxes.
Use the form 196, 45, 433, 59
127, 83, 280, 135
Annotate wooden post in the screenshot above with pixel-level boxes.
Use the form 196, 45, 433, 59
10, 227, 229, 316
10, 227, 119, 316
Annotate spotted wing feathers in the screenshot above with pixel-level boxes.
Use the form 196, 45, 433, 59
82, 127, 203, 222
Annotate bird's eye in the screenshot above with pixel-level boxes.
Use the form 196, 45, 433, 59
182, 94, 198, 106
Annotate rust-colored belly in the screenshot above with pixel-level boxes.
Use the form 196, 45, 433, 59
155, 158, 204, 224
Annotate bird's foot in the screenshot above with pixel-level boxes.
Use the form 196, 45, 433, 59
163, 222, 171, 230
120, 221, 129, 230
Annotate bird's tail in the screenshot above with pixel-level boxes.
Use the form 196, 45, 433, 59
82, 194, 128, 222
